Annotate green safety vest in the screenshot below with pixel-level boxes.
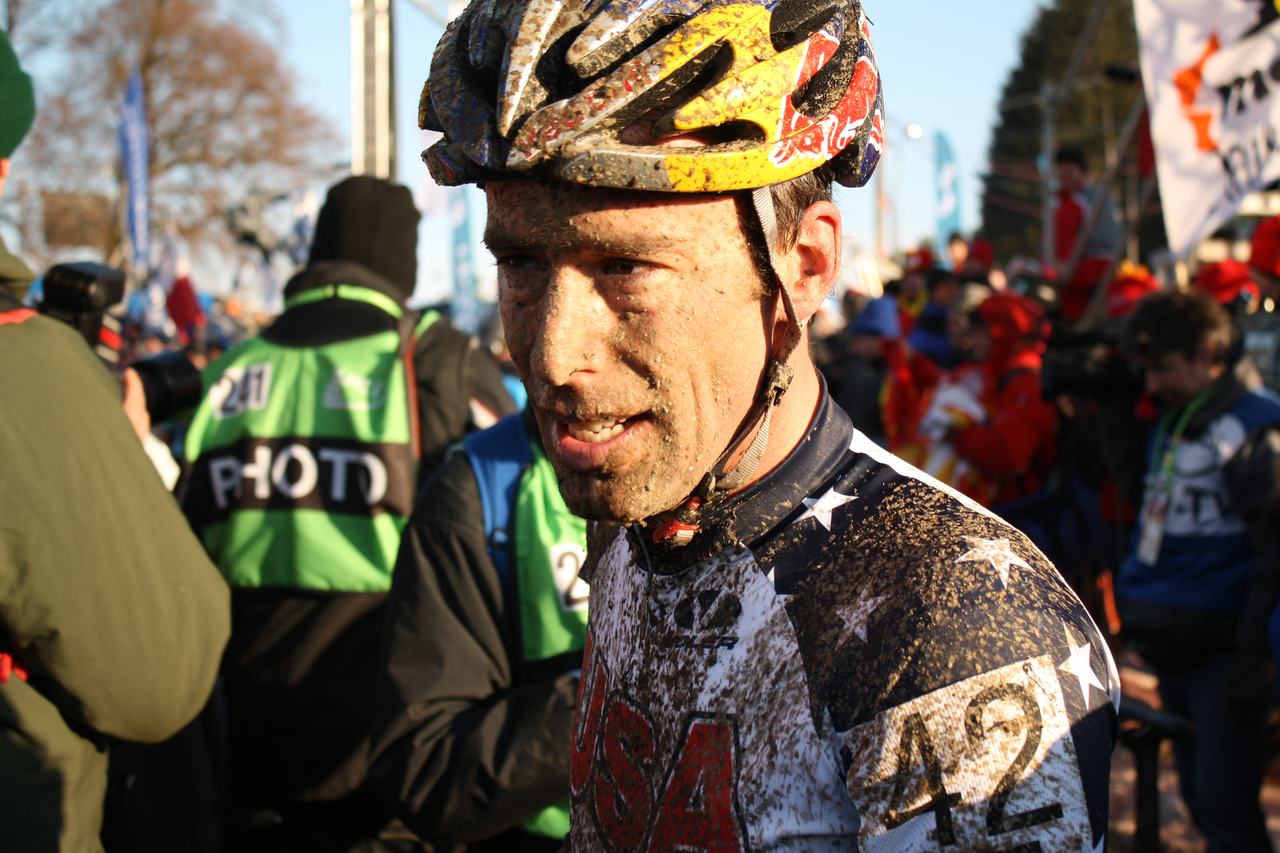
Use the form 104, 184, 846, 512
184, 285, 436, 592
515, 446, 590, 662
518, 449, 588, 839
466, 414, 588, 839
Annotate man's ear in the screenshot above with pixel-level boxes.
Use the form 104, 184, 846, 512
777, 199, 841, 324
0, 159, 10, 179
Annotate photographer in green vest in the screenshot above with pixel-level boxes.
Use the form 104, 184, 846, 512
182, 175, 514, 851
370, 409, 587, 851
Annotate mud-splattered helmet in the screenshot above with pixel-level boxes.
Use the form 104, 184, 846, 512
421, 0, 884, 193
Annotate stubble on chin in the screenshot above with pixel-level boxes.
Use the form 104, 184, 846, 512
551, 449, 691, 525
553, 466, 657, 525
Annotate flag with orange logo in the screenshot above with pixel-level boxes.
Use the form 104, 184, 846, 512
1136, 0, 1280, 255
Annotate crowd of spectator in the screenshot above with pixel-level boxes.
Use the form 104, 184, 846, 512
819, 221, 1280, 850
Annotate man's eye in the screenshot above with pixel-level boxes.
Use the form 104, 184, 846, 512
496, 254, 541, 273
601, 258, 643, 277
495, 256, 547, 284
496, 256, 547, 302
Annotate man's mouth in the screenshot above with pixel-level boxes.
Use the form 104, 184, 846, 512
565, 417, 628, 444
549, 413, 646, 471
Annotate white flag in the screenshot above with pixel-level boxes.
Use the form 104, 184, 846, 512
1136, 0, 1280, 256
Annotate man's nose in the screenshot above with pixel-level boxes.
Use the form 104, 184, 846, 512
529, 266, 608, 389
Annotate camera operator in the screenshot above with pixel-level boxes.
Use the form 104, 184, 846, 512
0, 30, 230, 851
1117, 289, 1280, 852
948, 291, 1058, 507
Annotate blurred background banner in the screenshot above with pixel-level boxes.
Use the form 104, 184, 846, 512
935, 131, 961, 259
1136, 0, 1280, 256
118, 69, 150, 278
449, 188, 479, 334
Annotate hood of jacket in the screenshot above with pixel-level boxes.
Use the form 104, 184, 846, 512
0, 234, 35, 302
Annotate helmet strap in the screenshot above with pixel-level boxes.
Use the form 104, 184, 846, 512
649, 188, 804, 548
746, 186, 804, 366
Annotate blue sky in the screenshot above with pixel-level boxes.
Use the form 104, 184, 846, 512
276, 0, 1044, 301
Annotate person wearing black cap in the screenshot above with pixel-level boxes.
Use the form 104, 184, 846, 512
180, 175, 515, 850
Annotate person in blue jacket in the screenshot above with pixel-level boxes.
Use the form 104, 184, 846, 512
1119, 288, 1280, 853
906, 267, 962, 368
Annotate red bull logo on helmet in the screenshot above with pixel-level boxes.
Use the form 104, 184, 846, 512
770, 18, 883, 172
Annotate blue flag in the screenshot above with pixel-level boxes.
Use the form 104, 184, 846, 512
119, 71, 150, 277
449, 189, 480, 334
935, 131, 961, 260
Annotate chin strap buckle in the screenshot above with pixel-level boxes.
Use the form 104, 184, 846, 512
652, 358, 792, 551
650, 493, 705, 547
765, 360, 793, 407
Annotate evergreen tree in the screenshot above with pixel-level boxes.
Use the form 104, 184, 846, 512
980, 0, 1163, 264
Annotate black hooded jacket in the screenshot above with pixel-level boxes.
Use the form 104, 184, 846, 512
187, 256, 516, 843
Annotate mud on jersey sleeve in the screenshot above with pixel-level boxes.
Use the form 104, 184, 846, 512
777, 441, 1120, 852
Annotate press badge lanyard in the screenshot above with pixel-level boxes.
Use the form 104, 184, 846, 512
1136, 387, 1213, 566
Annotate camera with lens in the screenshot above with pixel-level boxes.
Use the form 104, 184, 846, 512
1041, 330, 1143, 400
38, 262, 126, 362
38, 261, 204, 421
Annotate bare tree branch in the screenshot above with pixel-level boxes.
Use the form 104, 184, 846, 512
16, 0, 336, 267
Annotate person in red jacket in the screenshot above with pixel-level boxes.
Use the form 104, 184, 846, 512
1195, 258, 1259, 308
1054, 146, 1121, 322
950, 292, 1058, 507
1249, 215, 1280, 304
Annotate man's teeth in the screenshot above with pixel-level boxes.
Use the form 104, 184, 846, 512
567, 418, 627, 443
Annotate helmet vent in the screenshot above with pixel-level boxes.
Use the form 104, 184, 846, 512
570, 17, 691, 80
625, 40, 735, 141
538, 23, 595, 101
467, 25, 507, 107
770, 0, 841, 51
645, 39, 737, 136
791, 36, 858, 119
571, 14, 688, 79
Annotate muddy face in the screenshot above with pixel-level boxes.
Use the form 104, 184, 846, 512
485, 180, 769, 522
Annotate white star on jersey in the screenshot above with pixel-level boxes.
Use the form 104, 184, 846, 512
956, 536, 1031, 588
1059, 622, 1107, 703
1093, 833, 1106, 853
837, 588, 887, 643
797, 488, 855, 532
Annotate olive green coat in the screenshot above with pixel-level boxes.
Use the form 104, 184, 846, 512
0, 308, 230, 851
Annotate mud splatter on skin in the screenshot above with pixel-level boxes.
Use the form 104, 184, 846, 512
485, 180, 775, 524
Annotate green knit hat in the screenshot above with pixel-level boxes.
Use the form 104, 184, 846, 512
0, 30, 35, 158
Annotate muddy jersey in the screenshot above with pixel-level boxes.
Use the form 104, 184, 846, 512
569, 398, 1118, 852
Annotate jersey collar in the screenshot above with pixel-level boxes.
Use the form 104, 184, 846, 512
641, 391, 855, 573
